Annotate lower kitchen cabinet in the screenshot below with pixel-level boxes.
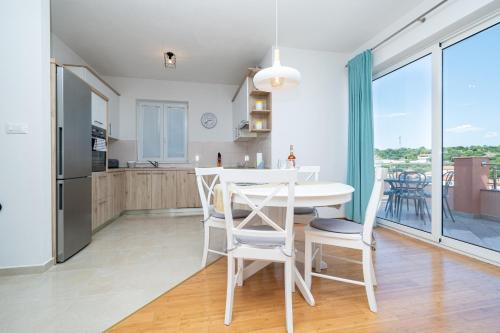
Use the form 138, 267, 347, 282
126, 171, 152, 210
151, 171, 177, 209
110, 171, 126, 216
176, 170, 201, 208
92, 169, 201, 233
92, 172, 111, 231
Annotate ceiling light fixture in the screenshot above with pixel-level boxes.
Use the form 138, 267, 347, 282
253, 0, 300, 92
164, 51, 176, 69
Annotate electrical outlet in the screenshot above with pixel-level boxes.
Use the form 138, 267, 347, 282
5, 122, 29, 134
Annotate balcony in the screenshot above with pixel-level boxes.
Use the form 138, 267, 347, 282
377, 157, 500, 252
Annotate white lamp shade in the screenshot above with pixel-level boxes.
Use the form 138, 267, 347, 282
253, 65, 301, 92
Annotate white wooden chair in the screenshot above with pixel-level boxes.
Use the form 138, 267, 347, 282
195, 167, 250, 268
220, 169, 297, 333
294, 166, 320, 216
304, 167, 385, 312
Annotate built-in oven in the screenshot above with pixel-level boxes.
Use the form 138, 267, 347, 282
91, 125, 107, 172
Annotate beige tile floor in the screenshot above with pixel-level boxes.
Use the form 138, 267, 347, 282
0, 212, 223, 333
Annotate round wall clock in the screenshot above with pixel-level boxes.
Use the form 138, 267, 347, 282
201, 112, 217, 129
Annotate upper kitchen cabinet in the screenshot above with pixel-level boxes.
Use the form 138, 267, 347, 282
91, 91, 107, 128
231, 69, 271, 142
65, 65, 121, 139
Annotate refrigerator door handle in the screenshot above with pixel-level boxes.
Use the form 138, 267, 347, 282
58, 182, 63, 210
58, 126, 63, 177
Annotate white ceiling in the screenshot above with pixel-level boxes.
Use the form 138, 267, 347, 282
51, 0, 425, 85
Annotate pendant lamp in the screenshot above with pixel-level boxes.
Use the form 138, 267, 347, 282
253, 0, 301, 92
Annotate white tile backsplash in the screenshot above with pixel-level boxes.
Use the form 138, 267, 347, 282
109, 137, 272, 168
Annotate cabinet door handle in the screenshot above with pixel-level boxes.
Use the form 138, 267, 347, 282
136, 172, 150, 175
94, 120, 103, 125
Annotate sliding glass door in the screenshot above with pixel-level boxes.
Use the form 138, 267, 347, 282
373, 54, 432, 233
373, 17, 500, 263
442, 22, 500, 253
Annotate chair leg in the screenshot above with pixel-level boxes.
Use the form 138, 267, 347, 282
397, 197, 403, 222
362, 248, 377, 312
384, 194, 392, 212
423, 199, 431, 223
237, 258, 244, 287
370, 250, 377, 287
304, 237, 313, 289
284, 259, 294, 333
445, 198, 455, 223
201, 223, 210, 268
314, 244, 323, 273
224, 255, 235, 325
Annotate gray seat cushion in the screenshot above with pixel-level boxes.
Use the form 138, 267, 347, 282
294, 207, 315, 215
234, 225, 285, 247
310, 218, 362, 234
210, 208, 251, 220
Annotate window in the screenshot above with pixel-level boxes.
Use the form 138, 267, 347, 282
442, 22, 500, 252
371, 16, 500, 264
137, 101, 187, 162
373, 54, 433, 233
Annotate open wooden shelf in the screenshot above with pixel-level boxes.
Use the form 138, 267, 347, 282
250, 110, 272, 114
250, 90, 270, 97
250, 128, 271, 133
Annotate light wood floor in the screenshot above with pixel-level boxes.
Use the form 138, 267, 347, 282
107, 228, 500, 333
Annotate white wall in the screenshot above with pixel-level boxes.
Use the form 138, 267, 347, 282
352, 0, 500, 72
0, 0, 52, 268
260, 47, 349, 183
103, 76, 237, 142
51, 33, 90, 66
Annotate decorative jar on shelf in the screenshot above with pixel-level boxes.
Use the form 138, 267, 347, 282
255, 100, 266, 111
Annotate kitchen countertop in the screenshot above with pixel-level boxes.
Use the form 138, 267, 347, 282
105, 166, 195, 172
102, 165, 259, 173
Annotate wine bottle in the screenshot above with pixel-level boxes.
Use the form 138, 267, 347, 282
217, 152, 222, 167
287, 145, 296, 168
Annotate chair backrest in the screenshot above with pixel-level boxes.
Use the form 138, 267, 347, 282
399, 171, 426, 192
195, 167, 223, 220
219, 169, 297, 254
443, 171, 454, 196
298, 166, 320, 181
389, 168, 404, 179
362, 167, 386, 244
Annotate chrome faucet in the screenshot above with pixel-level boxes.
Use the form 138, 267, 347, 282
148, 160, 159, 168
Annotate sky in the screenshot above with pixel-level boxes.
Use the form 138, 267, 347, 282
373, 22, 500, 150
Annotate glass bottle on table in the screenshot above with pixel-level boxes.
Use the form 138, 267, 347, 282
287, 145, 296, 168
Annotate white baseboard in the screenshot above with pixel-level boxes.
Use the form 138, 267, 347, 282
0, 258, 54, 276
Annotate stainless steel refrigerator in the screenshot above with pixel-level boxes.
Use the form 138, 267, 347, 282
56, 67, 92, 263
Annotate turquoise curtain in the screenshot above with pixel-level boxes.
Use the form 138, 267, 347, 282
345, 50, 375, 224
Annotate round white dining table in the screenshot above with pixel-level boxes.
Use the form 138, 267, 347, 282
232, 182, 354, 208
231, 181, 354, 307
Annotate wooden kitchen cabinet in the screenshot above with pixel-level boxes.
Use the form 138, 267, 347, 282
92, 172, 111, 231
151, 171, 177, 209
92, 169, 201, 233
126, 171, 152, 210
176, 170, 201, 208
110, 171, 126, 216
